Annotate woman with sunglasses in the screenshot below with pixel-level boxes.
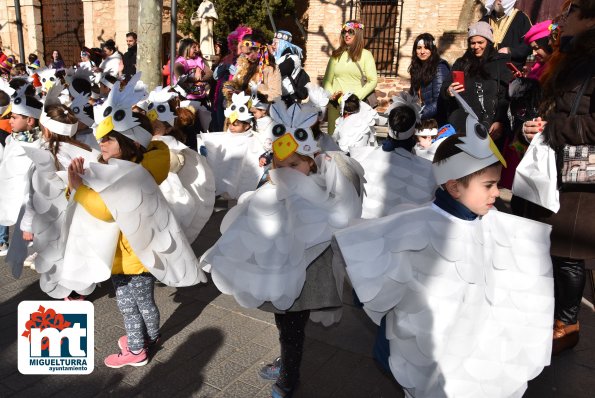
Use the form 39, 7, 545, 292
517, 0, 595, 355
408, 33, 450, 126
323, 20, 377, 134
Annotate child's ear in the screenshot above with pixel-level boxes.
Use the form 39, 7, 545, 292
444, 180, 461, 199
27, 117, 35, 128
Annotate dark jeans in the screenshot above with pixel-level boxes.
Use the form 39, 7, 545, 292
0, 225, 8, 244
553, 256, 586, 325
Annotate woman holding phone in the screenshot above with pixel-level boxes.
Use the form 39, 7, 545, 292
441, 21, 512, 146
408, 33, 450, 125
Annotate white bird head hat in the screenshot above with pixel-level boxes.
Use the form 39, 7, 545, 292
93, 72, 152, 148
224, 91, 253, 123
269, 100, 319, 161
432, 91, 507, 185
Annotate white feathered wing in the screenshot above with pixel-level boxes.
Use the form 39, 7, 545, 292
350, 146, 437, 219
156, 135, 216, 243
200, 152, 364, 310
334, 205, 554, 397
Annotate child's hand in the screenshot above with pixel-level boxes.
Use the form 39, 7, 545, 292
68, 157, 85, 190
259, 157, 267, 167
330, 91, 343, 101
22, 231, 34, 241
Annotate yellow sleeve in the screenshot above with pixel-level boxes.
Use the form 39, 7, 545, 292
322, 56, 337, 93
73, 185, 114, 222
354, 50, 377, 100
141, 141, 170, 185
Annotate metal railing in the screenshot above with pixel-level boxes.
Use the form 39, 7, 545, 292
349, 0, 404, 77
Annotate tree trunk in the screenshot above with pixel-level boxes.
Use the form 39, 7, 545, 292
137, 0, 163, 90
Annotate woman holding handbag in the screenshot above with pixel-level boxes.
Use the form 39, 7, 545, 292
323, 20, 377, 134
521, 0, 595, 355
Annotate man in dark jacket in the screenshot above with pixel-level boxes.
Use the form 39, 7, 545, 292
122, 32, 137, 80
481, 0, 532, 68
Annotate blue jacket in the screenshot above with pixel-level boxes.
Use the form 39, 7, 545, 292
410, 59, 450, 123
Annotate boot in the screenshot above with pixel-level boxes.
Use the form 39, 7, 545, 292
552, 319, 579, 355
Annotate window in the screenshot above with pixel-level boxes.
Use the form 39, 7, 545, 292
349, 0, 404, 77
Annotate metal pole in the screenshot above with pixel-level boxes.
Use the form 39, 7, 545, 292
170, 0, 177, 87
263, 0, 276, 32
14, 0, 26, 63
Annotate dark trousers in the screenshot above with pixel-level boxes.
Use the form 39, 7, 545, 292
553, 256, 586, 325
274, 310, 310, 390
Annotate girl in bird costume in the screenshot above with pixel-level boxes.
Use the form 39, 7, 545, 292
64, 73, 206, 368
333, 92, 554, 398
6, 83, 97, 289
200, 91, 264, 199
200, 100, 365, 398
145, 86, 216, 243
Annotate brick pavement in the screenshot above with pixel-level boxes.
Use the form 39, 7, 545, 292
1, 206, 594, 397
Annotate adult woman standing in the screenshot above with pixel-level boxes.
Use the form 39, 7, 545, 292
408, 33, 450, 125
441, 21, 511, 145
48, 50, 65, 70
323, 20, 377, 134
174, 38, 213, 104
523, 0, 595, 355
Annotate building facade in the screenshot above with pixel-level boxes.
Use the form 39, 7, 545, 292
0, 0, 564, 106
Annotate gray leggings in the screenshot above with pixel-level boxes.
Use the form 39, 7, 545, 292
112, 274, 160, 351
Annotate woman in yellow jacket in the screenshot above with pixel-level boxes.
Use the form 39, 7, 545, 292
68, 113, 170, 368
323, 20, 378, 134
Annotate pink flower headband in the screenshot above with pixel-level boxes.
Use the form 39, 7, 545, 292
342, 22, 364, 31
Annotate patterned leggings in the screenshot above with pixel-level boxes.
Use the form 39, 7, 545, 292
112, 274, 160, 351
274, 310, 310, 390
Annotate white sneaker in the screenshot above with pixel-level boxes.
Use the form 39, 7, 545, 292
0, 243, 8, 257
24, 252, 38, 269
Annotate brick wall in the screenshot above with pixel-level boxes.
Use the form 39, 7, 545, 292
304, 0, 481, 111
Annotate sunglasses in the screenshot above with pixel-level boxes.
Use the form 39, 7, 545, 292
341, 29, 356, 37
564, 3, 580, 18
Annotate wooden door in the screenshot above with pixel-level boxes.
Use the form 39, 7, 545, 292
41, 0, 85, 68
516, 0, 566, 22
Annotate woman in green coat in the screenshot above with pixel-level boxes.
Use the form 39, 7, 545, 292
323, 20, 378, 134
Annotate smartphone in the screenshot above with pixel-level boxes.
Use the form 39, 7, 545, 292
452, 71, 465, 88
506, 62, 521, 76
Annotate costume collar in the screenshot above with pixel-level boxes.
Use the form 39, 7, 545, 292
434, 188, 478, 221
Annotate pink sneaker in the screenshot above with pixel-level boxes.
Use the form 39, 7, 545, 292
118, 334, 161, 351
104, 347, 148, 368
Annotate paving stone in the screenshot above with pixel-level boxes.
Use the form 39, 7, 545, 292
202, 360, 247, 389
215, 380, 260, 398
173, 382, 221, 398
227, 342, 270, 367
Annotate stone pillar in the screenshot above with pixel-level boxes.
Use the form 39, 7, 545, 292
115, 0, 139, 51
137, 0, 162, 90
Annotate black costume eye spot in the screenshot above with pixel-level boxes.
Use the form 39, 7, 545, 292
42, 78, 46, 83
474, 123, 488, 139
14, 98, 22, 105
294, 128, 308, 141
272, 124, 285, 137
157, 104, 166, 113
114, 109, 126, 122
239, 106, 246, 113
148, 102, 154, 110
72, 106, 80, 114
103, 106, 113, 117
50, 77, 55, 81
231, 105, 237, 111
